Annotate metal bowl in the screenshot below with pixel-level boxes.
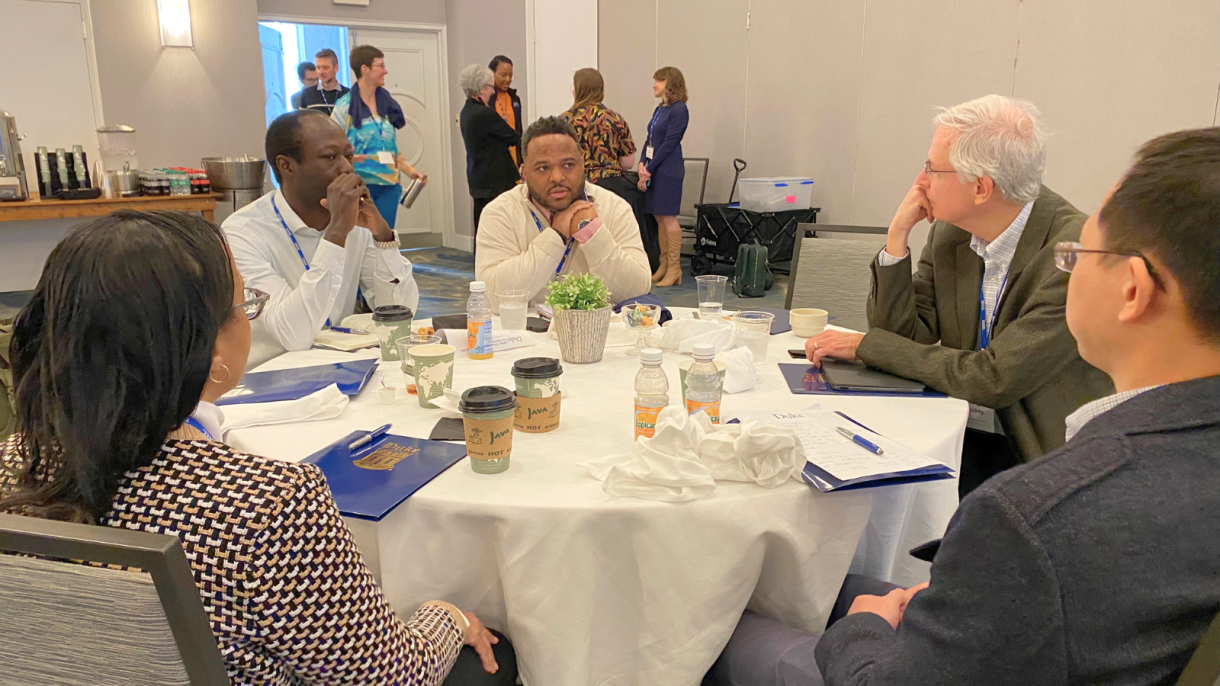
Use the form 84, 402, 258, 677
201, 156, 266, 190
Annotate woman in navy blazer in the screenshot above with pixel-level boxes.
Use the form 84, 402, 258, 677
638, 67, 690, 287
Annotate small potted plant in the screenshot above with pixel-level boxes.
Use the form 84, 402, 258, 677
545, 273, 612, 364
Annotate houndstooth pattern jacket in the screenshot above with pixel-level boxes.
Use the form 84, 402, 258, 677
0, 430, 466, 685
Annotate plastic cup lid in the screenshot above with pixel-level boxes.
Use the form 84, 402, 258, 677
372, 305, 413, 321
459, 385, 517, 413
510, 357, 563, 379
640, 348, 664, 364
692, 343, 715, 359
469, 280, 487, 292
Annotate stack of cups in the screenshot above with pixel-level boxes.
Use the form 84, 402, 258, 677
510, 357, 563, 433
460, 386, 517, 474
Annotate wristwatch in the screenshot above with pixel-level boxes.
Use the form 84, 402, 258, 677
577, 219, 593, 232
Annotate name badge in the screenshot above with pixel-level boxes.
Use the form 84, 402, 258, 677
377, 151, 395, 165
967, 403, 1001, 434
645, 145, 654, 160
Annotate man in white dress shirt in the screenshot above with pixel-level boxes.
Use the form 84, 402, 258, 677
223, 110, 419, 369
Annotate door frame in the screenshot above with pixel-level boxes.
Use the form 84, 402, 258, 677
258, 13, 457, 248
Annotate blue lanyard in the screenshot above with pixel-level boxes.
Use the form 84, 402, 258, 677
530, 209, 576, 275
978, 272, 1009, 350
184, 417, 215, 441
646, 107, 663, 149
271, 195, 339, 327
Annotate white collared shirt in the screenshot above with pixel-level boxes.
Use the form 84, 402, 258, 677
1064, 386, 1158, 442
188, 401, 225, 441
222, 190, 419, 369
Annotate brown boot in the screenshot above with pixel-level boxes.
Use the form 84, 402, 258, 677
652, 226, 669, 283
657, 228, 684, 287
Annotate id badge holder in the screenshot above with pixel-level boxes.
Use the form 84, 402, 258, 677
377, 151, 395, 165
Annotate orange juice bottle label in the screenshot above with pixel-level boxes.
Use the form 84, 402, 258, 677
467, 320, 493, 359
685, 398, 721, 424
634, 404, 663, 440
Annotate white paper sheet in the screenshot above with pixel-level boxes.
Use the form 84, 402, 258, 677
439, 329, 536, 355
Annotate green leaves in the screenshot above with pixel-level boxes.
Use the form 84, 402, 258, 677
545, 273, 611, 311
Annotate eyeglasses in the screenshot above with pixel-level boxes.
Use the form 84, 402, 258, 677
923, 161, 955, 175
235, 287, 269, 321
1054, 241, 1159, 281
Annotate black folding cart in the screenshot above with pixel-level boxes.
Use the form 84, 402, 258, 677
688, 204, 820, 277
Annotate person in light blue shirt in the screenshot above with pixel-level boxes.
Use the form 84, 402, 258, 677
332, 44, 426, 229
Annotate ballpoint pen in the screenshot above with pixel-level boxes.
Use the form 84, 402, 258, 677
835, 426, 884, 455
330, 326, 369, 335
348, 424, 392, 451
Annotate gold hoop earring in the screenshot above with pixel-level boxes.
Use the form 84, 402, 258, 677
209, 364, 230, 384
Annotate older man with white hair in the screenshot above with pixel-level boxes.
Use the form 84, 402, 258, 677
805, 94, 1111, 494
458, 63, 521, 250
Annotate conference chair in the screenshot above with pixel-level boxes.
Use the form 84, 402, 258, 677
1177, 609, 1220, 686
785, 224, 888, 333
0, 512, 230, 686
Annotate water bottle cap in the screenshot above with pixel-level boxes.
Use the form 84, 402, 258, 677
692, 343, 715, 360
640, 348, 663, 364
469, 281, 486, 292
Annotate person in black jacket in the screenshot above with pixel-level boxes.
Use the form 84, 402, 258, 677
488, 55, 523, 166
459, 63, 520, 253
706, 127, 1220, 685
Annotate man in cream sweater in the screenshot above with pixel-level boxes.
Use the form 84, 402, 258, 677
474, 116, 652, 313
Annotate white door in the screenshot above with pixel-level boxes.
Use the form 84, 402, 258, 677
349, 28, 452, 239
259, 25, 288, 129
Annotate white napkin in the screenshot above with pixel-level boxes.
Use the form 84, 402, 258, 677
580, 407, 806, 501
219, 384, 349, 434
718, 347, 761, 394
655, 317, 737, 354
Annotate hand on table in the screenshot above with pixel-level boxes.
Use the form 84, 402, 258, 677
847, 582, 929, 630
805, 331, 866, 367
551, 200, 593, 239
319, 172, 370, 247
462, 612, 501, 674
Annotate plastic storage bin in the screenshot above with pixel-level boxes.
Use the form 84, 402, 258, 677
737, 177, 814, 212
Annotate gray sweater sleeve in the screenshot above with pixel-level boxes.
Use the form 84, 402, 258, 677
815, 489, 1068, 685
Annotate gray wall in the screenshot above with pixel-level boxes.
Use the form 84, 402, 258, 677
445, 0, 529, 241
601, 0, 1220, 258
90, 0, 266, 166
257, 0, 446, 24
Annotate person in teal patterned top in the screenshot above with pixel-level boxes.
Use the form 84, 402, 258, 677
332, 45, 427, 229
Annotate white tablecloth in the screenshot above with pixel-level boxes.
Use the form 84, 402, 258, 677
226, 311, 967, 686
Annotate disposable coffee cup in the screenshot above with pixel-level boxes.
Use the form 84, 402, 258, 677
677, 358, 728, 405
372, 305, 414, 361
510, 357, 563, 398
459, 386, 517, 474
409, 343, 455, 408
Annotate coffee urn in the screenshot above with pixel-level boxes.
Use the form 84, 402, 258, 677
0, 109, 29, 201
202, 156, 267, 223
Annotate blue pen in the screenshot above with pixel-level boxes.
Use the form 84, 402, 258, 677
348, 423, 392, 451
330, 326, 369, 335
835, 426, 884, 455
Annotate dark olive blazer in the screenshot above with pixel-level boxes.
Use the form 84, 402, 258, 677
857, 186, 1114, 461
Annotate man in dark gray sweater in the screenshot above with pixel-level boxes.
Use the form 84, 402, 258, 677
707, 128, 1220, 685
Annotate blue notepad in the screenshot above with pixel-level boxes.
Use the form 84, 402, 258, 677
778, 363, 947, 398
302, 431, 468, 521
216, 359, 378, 406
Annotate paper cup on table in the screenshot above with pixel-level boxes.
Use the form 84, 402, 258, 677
790, 308, 829, 338
372, 305, 414, 361
397, 333, 442, 375
409, 343, 455, 408
677, 358, 728, 405
459, 386, 517, 473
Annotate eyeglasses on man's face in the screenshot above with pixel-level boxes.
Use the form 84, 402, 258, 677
235, 287, 269, 321
1054, 241, 1159, 282
923, 161, 955, 175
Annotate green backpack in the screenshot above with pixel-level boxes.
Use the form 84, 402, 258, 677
0, 318, 14, 442
732, 243, 773, 298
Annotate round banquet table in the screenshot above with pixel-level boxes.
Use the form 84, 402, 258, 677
225, 309, 968, 686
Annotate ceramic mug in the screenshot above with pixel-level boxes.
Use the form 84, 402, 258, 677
790, 308, 829, 338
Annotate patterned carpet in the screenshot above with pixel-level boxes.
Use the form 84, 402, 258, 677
0, 247, 790, 323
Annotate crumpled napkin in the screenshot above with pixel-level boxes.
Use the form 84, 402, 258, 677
718, 347, 760, 394
579, 407, 806, 501
655, 317, 736, 354
219, 384, 349, 434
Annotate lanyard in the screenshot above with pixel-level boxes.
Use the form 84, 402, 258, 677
646, 107, 663, 152
530, 209, 575, 275
184, 417, 215, 441
978, 271, 1009, 350
271, 195, 340, 327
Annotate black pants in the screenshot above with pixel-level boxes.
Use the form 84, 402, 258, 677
958, 429, 1022, 498
471, 187, 515, 256
441, 629, 518, 686
594, 174, 659, 273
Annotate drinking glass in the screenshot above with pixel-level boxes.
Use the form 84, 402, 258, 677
623, 303, 662, 356
696, 275, 728, 317
496, 289, 531, 331
731, 311, 774, 363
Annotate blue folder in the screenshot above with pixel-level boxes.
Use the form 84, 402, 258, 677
778, 363, 947, 398
801, 411, 954, 492
215, 359, 379, 406
302, 431, 468, 521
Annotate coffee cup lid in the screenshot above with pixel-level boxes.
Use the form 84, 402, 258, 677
372, 305, 414, 321
510, 357, 563, 379
459, 385, 517, 413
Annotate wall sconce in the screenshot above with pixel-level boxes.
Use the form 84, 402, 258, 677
157, 0, 193, 48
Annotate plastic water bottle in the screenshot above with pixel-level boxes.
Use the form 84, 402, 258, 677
467, 281, 493, 360
634, 348, 669, 440
685, 343, 723, 424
